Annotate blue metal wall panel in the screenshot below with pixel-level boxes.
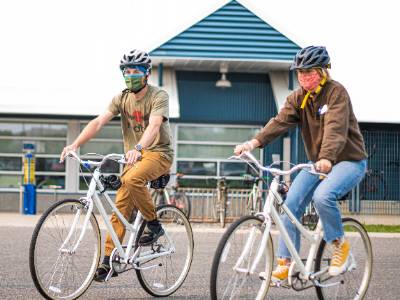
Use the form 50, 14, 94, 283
176, 70, 283, 171
289, 124, 400, 201
150, 1, 300, 61
176, 71, 276, 124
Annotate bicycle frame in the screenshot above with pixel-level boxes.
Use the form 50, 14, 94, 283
231, 153, 327, 282
265, 179, 324, 279
59, 155, 175, 268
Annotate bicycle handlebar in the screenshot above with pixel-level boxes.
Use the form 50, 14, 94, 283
229, 151, 328, 178
65, 151, 127, 168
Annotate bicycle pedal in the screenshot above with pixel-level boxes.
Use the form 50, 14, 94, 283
270, 278, 289, 288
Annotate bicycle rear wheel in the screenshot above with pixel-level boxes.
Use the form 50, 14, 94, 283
314, 217, 373, 300
246, 193, 255, 215
29, 199, 101, 300
151, 189, 166, 207
359, 171, 387, 200
171, 192, 191, 219
219, 200, 226, 228
135, 205, 194, 297
210, 215, 273, 300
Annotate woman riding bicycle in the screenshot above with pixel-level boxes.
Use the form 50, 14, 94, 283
234, 46, 367, 282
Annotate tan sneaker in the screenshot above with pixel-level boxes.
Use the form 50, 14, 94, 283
271, 258, 289, 281
329, 238, 350, 276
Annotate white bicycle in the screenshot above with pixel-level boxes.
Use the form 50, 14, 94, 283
210, 152, 372, 300
29, 152, 194, 300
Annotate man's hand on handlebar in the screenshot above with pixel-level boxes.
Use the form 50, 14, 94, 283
60, 144, 78, 163
125, 149, 142, 165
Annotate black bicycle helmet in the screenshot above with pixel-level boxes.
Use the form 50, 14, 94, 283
290, 46, 330, 70
119, 49, 152, 72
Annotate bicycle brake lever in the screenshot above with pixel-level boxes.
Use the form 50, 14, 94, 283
117, 158, 128, 164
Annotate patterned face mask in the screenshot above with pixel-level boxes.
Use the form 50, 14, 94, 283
297, 70, 321, 91
124, 74, 146, 92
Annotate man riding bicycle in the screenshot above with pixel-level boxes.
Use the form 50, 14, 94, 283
60, 49, 173, 282
235, 46, 367, 283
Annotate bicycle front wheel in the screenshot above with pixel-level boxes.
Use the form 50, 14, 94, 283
210, 215, 273, 300
135, 204, 194, 297
29, 199, 101, 300
315, 217, 373, 300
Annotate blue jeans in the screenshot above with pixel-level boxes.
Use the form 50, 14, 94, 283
277, 159, 367, 259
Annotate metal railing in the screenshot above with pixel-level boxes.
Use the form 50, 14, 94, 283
180, 185, 400, 223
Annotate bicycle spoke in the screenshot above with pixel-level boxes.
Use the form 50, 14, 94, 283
211, 216, 271, 300
30, 200, 100, 300
135, 205, 193, 297
315, 218, 372, 300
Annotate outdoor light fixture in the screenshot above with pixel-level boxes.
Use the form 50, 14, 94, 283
216, 63, 232, 88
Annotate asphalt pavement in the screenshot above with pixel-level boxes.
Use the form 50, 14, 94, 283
0, 213, 399, 299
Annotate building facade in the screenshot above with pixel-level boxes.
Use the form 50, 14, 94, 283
0, 0, 399, 213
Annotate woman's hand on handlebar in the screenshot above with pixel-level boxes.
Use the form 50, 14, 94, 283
315, 159, 332, 174
234, 139, 261, 156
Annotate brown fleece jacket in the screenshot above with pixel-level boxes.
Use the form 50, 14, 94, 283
254, 80, 367, 164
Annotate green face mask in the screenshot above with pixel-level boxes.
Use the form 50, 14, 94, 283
124, 74, 146, 92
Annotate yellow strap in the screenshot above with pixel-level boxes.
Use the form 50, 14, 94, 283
301, 91, 311, 109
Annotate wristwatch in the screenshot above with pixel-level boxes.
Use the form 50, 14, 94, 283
134, 144, 143, 153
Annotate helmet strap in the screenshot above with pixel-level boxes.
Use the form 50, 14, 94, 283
300, 71, 327, 109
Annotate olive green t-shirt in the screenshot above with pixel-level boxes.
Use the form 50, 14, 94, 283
108, 85, 174, 162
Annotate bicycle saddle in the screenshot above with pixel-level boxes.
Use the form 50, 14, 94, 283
150, 174, 170, 189
99, 175, 122, 191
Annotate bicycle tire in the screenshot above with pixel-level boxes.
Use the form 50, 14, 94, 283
210, 215, 273, 300
134, 204, 194, 297
314, 217, 373, 300
29, 199, 101, 300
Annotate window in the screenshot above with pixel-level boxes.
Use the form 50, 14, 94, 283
176, 124, 262, 188
0, 121, 67, 190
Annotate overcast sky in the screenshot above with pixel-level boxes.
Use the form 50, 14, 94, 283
0, 0, 399, 123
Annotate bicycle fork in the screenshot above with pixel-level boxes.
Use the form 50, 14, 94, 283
233, 215, 272, 275
59, 198, 94, 254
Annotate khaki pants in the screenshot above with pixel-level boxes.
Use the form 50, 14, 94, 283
104, 151, 171, 256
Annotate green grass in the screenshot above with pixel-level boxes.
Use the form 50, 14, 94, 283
344, 224, 400, 233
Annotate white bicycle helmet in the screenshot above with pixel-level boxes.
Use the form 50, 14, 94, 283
119, 49, 152, 73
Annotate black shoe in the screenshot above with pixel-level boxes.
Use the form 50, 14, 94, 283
93, 263, 118, 282
139, 219, 165, 246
